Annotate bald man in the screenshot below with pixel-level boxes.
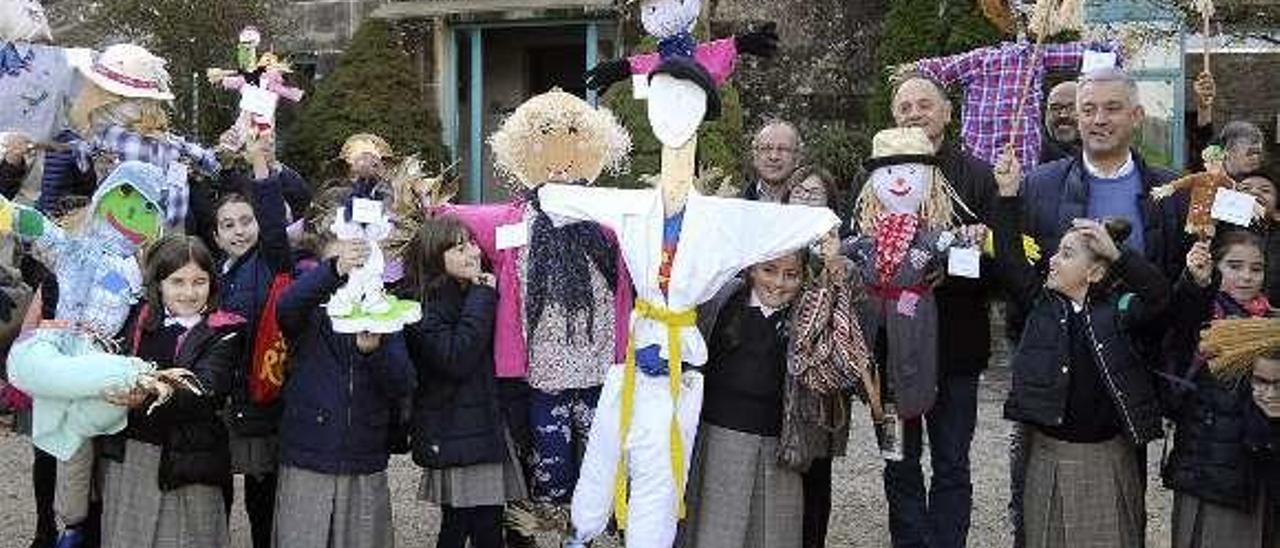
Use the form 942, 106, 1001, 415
1040, 82, 1080, 164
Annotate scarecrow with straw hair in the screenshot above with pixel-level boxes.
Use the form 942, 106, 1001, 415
438, 88, 636, 542
844, 127, 972, 448
1151, 145, 1266, 240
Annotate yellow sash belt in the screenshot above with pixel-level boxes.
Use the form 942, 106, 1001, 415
613, 299, 697, 530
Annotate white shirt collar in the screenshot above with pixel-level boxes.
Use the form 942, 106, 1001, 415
749, 290, 782, 318
164, 314, 202, 329
1082, 151, 1136, 179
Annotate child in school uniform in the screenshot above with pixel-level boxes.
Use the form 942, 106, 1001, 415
208, 133, 309, 548
400, 215, 526, 548
1162, 228, 1278, 548
270, 206, 415, 548
990, 162, 1170, 548
99, 235, 244, 548
684, 251, 808, 548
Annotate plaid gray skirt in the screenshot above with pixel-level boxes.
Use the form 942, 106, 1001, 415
272, 465, 394, 548
1171, 489, 1280, 548
1023, 430, 1144, 548
418, 430, 528, 508
100, 439, 229, 548
229, 434, 277, 477
684, 423, 803, 548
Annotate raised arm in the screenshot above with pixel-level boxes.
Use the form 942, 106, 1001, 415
253, 169, 293, 273
277, 258, 343, 340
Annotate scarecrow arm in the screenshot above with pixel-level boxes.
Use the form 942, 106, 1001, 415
206, 68, 247, 90
1151, 173, 1203, 201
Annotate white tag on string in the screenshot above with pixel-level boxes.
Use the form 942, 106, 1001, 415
1081, 50, 1118, 74
496, 221, 529, 250
632, 74, 650, 100
351, 198, 382, 224
239, 85, 279, 119
1211, 188, 1258, 227
948, 247, 981, 279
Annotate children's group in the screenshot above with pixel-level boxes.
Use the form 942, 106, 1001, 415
3, 1, 1280, 548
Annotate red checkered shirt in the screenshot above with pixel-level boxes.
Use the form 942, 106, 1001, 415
916, 41, 1116, 169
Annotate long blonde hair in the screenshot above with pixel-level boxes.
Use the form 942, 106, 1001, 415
853, 166, 957, 235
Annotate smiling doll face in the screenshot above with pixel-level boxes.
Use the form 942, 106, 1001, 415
870, 163, 929, 215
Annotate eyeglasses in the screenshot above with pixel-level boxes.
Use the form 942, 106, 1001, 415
753, 144, 798, 156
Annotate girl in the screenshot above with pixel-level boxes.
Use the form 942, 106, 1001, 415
782, 165, 876, 548
991, 172, 1169, 548
1163, 229, 1276, 548
271, 210, 414, 548
99, 234, 244, 548
210, 133, 304, 548
686, 250, 808, 548
402, 216, 526, 548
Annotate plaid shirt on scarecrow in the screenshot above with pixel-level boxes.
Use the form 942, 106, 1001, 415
915, 41, 1115, 169
69, 125, 220, 228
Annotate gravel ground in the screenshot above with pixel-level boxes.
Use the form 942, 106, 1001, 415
0, 366, 1172, 548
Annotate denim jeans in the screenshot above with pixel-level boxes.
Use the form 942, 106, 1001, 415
883, 372, 980, 548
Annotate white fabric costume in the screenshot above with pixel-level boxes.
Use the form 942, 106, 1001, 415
540, 184, 838, 547
326, 209, 393, 319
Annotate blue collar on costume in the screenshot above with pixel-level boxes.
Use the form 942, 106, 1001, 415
658, 32, 697, 60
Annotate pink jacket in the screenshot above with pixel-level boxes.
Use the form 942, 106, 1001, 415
440, 202, 634, 379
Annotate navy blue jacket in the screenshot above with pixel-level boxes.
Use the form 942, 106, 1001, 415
406, 282, 508, 469
993, 197, 1169, 446
1161, 281, 1265, 510
219, 170, 298, 437
1022, 151, 1187, 279
276, 260, 415, 475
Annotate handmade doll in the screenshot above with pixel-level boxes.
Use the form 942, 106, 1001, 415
544, 57, 838, 548
324, 133, 421, 333
1151, 145, 1262, 239
206, 26, 305, 151
844, 127, 962, 432
584, 0, 778, 92
437, 88, 634, 538
3, 160, 203, 462
903, 0, 1115, 169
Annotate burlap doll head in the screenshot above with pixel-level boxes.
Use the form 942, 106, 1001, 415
488, 88, 631, 189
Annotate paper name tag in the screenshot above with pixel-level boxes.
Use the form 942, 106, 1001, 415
351, 198, 383, 224
239, 85, 279, 119
632, 74, 650, 100
1211, 188, 1258, 227
495, 221, 529, 250
1082, 50, 1119, 74
948, 246, 981, 279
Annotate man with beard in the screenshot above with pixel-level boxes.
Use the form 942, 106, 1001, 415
1039, 82, 1080, 164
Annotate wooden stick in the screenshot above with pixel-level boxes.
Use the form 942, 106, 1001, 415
1005, 0, 1055, 161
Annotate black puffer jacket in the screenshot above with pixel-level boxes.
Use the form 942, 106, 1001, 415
1160, 280, 1265, 510
406, 281, 508, 469
101, 308, 244, 490
993, 197, 1169, 446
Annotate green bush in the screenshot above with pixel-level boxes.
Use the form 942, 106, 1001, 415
282, 19, 445, 184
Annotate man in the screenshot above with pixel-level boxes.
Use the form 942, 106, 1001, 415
1039, 81, 1080, 164
1011, 66, 1186, 548
1021, 66, 1186, 276
1219, 120, 1266, 179
743, 120, 802, 202
871, 74, 996, 548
